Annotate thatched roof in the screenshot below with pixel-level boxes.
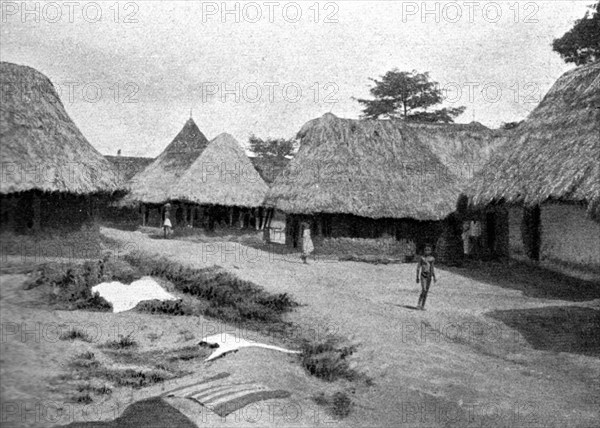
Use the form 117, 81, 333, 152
105, 155, 154, 188
266, 113, 460, 220
0, 62, 120, 194
127, 118, 209, 204
467, 62, 600, 218
170, 133, 269, 207
250, 156, 291, 185
404, 121, 504, 184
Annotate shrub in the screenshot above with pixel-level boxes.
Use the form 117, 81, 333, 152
38, 255, 142, 311
312, 391, 354, 419
60, 329, 92, 342
300, 338, 358, 382
135, 299, 193, 316
102, 335, 138, 350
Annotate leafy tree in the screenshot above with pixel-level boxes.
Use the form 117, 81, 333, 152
248, 135, 295, 184
356, 69, 466, 122
552, 2, 600, 65
248, 135, 296, 159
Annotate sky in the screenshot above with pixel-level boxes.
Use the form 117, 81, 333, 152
0, 1, 591, 157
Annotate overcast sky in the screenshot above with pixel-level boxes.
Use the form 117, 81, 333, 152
1, 1, 591, 157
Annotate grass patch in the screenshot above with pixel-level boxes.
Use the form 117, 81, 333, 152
135, 299, 194, 316
59, 328, 92, 342
312, 391, 354, 419
34, 255, 141, 311
124, 252, 298, 325
300, 338, 358, 382
101, 335, 138, 350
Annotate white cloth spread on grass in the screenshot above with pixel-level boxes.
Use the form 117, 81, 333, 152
199, 333, 300, 362
91, 276, 177, 313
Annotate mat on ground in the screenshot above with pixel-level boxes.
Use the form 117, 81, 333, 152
199, 333, 301, 361
91, 276, 178, 313
163, 372, 291, 417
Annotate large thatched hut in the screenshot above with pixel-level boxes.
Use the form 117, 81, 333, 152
105, 153, 154, 189
170, 133, 269, 229
126, 117, 209, 226
466, 62, 600, 269
0, 61, 120, 231
267, 113, 477, 255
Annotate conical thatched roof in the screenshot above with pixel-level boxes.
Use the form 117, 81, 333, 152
467, 62, 600, 218
105, 155, 154, 188
170, 133, 269, 207
266, 113, 460, 220
0, 62, 120, 194
127, 118, 209, 204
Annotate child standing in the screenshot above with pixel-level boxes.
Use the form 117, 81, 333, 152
163, 203, 172, 239
300, 222, 314, 264
416, 244, 436, 310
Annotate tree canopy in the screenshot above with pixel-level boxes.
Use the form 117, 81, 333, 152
356, 69, 466, 123
552, 2, 600, 65
248, 135, 295, 184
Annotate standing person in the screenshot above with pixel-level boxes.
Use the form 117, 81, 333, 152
300, 221, 314, 264
163, 203, 172, 239
416, 244, 436, 310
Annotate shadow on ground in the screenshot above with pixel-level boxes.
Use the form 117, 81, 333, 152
487, 306, 600, 357
59, 397, 196, 428
447, 260, 600, 301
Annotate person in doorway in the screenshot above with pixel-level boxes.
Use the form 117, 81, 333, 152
300, 222, 314, 264
163, 203, 172, 239
416, 244, 436, 310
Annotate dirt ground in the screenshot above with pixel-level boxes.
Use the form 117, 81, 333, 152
2, 226, 599, 427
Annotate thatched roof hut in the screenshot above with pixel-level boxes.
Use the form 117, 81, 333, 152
127, 118, 209, 204
105, 155, 154, 188
467, 62, 600, 219
0, 62, 120, 194
170, 133, 269, 207
405, 121, 504, 184
267, 113, 460, 221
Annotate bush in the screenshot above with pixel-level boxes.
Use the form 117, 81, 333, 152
102, 335, 138, 350
60, 329, 92, 342
135, 299, 193, 316
300, 338, 358, 382
312, 391, 354, 419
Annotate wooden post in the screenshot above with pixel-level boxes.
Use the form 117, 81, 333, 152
141, 203, 146, 226
229, 207, 234, 227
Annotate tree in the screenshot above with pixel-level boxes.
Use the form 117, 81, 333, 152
356, 69, 466, 122
552, 2, 599, 66
248, 135, 296, 184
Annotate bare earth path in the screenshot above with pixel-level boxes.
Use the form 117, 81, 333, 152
101, 227, 600, 427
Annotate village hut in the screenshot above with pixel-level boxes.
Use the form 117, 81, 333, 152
466, 61, 600, 269
105, 153, 154, 189
266, 113, 468, 256
0, 61, 120, 231
126, 117, 209, 226
170, 133, 270, 229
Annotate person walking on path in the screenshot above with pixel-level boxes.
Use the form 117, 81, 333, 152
163, 203, 172, 239
416, 244, 436, 310
300, 221, 314, 264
